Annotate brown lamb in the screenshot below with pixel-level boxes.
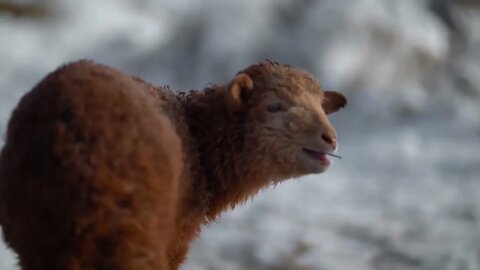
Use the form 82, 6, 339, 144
0, 60, 347, 270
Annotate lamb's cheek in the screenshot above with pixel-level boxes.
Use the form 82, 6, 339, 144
266, 114, 285, 130
286, 108, 308, 133
286, 119, 299, 133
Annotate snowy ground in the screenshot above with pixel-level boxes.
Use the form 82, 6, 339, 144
1, 0, 480, 269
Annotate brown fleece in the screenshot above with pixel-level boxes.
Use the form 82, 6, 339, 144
0, 60, 346, 269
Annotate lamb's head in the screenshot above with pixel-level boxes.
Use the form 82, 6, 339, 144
225, 62, 347, 178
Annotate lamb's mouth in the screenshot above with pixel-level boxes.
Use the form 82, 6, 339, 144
302, 148, 332, 165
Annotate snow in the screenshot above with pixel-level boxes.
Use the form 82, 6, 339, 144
1, 0, 479, 269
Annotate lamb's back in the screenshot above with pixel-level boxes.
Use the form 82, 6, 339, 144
0, 60, 182, 269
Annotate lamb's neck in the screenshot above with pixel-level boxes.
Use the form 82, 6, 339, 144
182, 90, 274, 220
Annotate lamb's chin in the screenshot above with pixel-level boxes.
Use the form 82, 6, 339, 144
299, 150, 332, 174
306, 164, 330, 174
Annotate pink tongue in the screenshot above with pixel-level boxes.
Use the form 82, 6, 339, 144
303, 148, 331, 162
313, 152, 328, 161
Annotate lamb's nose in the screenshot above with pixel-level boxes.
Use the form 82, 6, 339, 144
321, 133, 337, 149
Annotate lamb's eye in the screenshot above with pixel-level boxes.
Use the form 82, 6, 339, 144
266, 103, 287, 113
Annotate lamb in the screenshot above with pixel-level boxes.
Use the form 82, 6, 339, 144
0, 60, 347, 270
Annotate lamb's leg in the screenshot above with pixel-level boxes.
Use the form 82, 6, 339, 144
0, 61, 182, 269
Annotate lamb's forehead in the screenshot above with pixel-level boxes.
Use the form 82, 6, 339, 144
241, 62, 323, 97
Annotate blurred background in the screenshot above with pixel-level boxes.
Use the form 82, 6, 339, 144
0, 0, 479, 269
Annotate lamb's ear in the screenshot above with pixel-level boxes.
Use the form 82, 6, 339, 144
225, 73, 254, 113
322, 91, 347, 114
